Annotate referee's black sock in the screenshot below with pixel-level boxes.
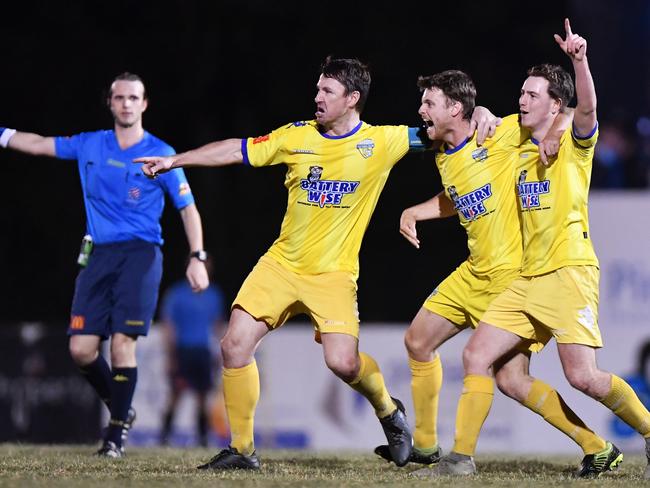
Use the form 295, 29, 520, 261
79, 355, 112, 407
106, 366, 137, 446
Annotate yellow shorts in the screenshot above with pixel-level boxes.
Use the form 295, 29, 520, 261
423, 261, 547, 353
233, 256, 360, 341
482, 265, 602, 348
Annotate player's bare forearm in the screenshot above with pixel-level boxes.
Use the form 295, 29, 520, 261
400, 192, 455, 249
6, 131, 56, 157
173, 138, 243, 168
572, 57, 597, 137
412, 191, 456, 221
136, 138, 243, 176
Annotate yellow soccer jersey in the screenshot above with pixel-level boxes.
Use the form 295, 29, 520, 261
516, 123, 599, 276
435, 114, 527, 274
243, 120, 414, 278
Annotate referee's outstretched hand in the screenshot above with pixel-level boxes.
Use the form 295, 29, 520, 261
134, 156, 176, 179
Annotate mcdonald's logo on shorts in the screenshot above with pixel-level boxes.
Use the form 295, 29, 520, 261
70, 315, 85, 330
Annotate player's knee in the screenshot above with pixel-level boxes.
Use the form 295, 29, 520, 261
325, 353, 358, 382
462, 342, 489, 374
565, 368, 597, 396
404, 327, 431, 358
220, 334, 253, 367
68, 341, 97, 366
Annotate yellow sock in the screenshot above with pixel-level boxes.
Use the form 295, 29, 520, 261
523, 379, 605, 454
452, 374, 493, 456
349, 352, 395, 418
602, 374, 650, 437
223, 361, 260, 455
410, 354, 442, 450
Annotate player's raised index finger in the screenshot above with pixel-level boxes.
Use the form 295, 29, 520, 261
133, 156, 153, 163
565, 18, 572, 36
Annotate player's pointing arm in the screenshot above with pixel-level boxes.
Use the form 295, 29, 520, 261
135, 137, 243, 177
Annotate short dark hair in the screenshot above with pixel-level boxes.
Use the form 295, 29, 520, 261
526, 64, 574, 111
107, 72, 147, 100
417, 70, 476, 120
320, 56, 371, 113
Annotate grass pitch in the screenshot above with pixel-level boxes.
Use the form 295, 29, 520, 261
0, 444, 648, 488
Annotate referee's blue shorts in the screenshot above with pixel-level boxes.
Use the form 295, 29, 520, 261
68, 240, 163, 339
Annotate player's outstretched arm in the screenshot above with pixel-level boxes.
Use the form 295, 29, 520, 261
179, 203, 209, 292
135, 138, 243, 177
555, 18, 597, 137
400, 191, 455, 249
0, 128, 56, 156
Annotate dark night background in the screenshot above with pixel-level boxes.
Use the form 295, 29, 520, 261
1, 0, 648, 326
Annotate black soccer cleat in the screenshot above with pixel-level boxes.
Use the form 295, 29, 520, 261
96, 440, 124, 458
121, 407, 136, 444
378, 397, 413, 467
374, 444, 442, 465
576, 441, 623, 478
197, 446, 261, 470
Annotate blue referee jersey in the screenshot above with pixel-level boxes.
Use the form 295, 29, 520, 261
162, 281, 224, 348
55, 130, 194, 245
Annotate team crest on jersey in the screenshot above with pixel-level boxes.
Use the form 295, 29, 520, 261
471, 147, 488, 162
300, 166, 360, 208
516, 170, 550, 209
447, 184, 492, 221
356, 139, 375, 159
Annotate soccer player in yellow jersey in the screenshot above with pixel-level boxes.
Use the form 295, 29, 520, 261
450, 18, 650, 478
374, 70, 612, 477
136, 57, 497, 470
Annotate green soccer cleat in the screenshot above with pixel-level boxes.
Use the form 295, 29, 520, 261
576, 441, 623, 478
374, 444, 442, 465
197, 446, 261, 470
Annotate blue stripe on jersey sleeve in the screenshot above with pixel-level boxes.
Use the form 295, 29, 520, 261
572, 121, 598, 140
407, 126, 431, 152
241, 138, 250, 166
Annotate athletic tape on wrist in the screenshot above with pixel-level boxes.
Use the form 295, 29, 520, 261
0, 128, 17, 148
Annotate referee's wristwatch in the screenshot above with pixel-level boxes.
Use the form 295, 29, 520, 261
190, 250, 208, 262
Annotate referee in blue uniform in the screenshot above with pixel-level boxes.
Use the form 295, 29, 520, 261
0, 72, 210, 457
